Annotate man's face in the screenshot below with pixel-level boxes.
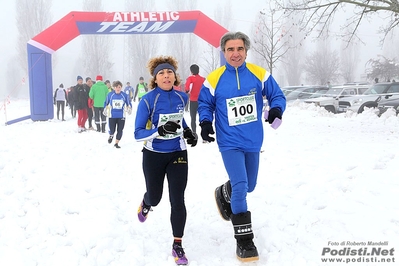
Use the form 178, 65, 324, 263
77, 79, 83, 85
114, 84, 122, 93
86, 79, 93, 87
223, 39, 247, 68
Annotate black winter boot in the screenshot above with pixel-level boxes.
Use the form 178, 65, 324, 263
231, 211, 259, 262
215, 180, 232, 221
101, 123, 106, 133
96, 124, 101, 132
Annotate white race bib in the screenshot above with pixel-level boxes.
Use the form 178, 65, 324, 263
226, 95, 257, 126
112, 99, 124, 109
157, 112, 184, 139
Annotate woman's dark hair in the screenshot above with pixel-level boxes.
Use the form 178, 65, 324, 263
147, 56, 181, 89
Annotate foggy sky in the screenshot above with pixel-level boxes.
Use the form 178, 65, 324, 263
0, 0, 385, 100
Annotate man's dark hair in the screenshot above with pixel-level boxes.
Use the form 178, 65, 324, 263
190, 64, 199, 75
112, 80, 123, 88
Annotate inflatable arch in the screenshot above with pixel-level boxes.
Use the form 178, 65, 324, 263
9, 11, 228, 124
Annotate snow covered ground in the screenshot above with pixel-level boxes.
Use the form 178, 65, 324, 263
0, 99, 398, 266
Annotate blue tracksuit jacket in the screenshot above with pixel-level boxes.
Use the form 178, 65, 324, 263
134, 87, 189, 153
198, 61, 286, 152
104, 91, 132, 118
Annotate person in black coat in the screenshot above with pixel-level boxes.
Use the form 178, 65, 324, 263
74, 76, 89, 132
67, 86, 76, 118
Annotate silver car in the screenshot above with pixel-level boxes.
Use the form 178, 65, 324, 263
304, 85, 369, 113
339, 82, 399, 113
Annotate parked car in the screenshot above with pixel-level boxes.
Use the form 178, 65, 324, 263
338, 82, 399, 113
343, 81, 370, 86
377, 93, 399, 115
282, 86, 305, 96
304, 85, 369, 113
285, 86, 328, 101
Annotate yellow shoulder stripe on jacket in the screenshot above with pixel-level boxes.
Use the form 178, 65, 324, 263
246, 63, 270, 83
206, 65, 226, 90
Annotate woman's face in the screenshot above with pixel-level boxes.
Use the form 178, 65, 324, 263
155, 68, 176, 90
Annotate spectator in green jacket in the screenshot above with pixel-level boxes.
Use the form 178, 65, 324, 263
89, 75, 109, 133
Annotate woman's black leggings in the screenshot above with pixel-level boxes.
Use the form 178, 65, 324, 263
142, 148, 188, 238
56, 101, 65, 119
108, 117, 125, 140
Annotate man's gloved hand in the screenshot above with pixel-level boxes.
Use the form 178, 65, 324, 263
265, 108, 282, 124
158, 120, 181, 136
103, 107, 108, 117
200, 120, 215, 142
183, 127, 198, 147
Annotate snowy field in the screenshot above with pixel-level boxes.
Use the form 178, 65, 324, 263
0, 99, 398, 266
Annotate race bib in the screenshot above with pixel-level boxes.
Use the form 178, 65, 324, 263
226, 95, 257, 126
157, 112, 184, 139
112, 99, 124, 109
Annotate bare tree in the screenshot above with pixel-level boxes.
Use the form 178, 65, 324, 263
6, 56, 26, 98
125, 0, 159, 84
251, 4, 293, 75
366, 55, 399, 82
201, 46, 222, 76
340, 39, 359, 83
382, 27, 399, 61
303, 37, 340, 85
277, 0, 399, 43
16, 0, 52, 75
201, 3, 234, 75
166, 0, 200, 80
82, 0, 114, 79
281, 13, 306, 85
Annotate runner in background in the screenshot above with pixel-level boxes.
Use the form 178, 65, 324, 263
124, 81, 134, 101
133, 77, 148, 102
185, 64, 205, 133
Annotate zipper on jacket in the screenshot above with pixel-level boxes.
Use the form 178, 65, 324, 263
235, 67, 240, 90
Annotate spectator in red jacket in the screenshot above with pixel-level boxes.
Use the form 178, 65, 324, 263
74, 75, 89, 133
185, 64, 205, 133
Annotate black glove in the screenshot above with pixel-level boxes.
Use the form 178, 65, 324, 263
183, 127, 198, 147
200, 120, 215, 142
265, 108, 282, 124
158, 120, 181, 136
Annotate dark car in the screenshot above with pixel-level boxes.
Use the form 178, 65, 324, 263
377, 93, 399, 115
